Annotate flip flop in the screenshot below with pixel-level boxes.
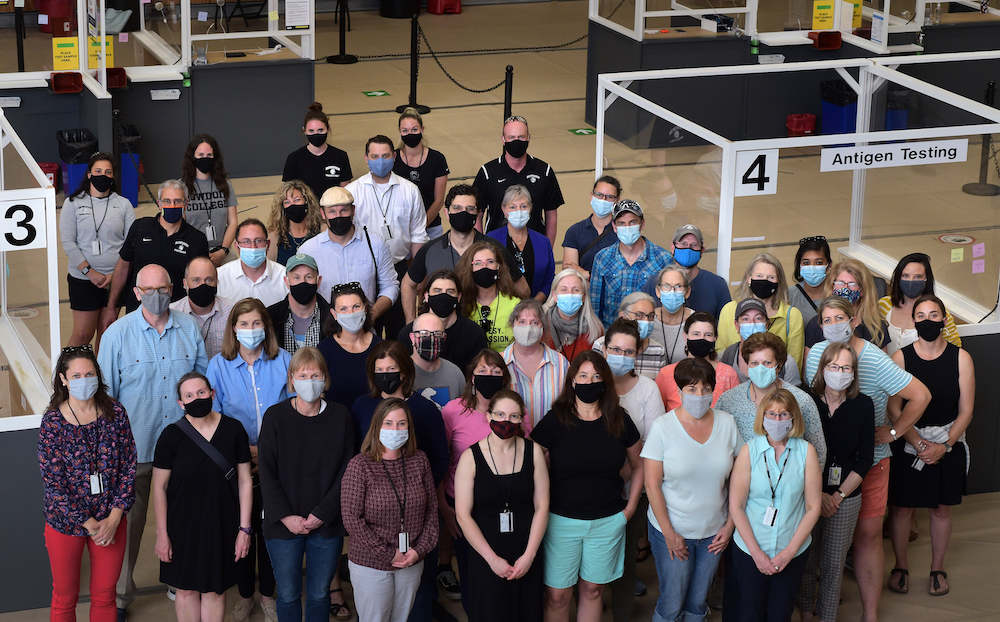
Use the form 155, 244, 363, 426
636, 544, 652, 562
929, 571, 949, 596
888, 568, 909, 594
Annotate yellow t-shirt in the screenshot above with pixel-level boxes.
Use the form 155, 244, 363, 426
467, 292, 520, 353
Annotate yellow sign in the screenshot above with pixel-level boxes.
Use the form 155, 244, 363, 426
52, 37, 79, 70
852, 1, 862, 28
88, 36, 114, 69
813, 0, 834, 29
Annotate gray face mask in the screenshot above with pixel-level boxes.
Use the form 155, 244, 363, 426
822, 321, 853, 344
140, 290, 171, 316
293, 378, 325, 404
762, 417, 793, 441
681, 391, 713, 419
68, 376, 100, 401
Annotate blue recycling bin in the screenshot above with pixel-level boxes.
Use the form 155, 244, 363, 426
61, 161, 88, 195
820, 80, 858, 135
886, 89, 910, 131
120, 152, 140, 208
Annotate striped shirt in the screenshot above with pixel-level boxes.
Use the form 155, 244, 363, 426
592, 335, 666, 380
170, 295, 236, 360
805, 339, 912, 464
503, 343, 571, 428
589, 237, 673, 327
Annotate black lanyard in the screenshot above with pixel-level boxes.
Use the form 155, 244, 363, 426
659, 310, 686, 365
382, 458, 408, 532
763, 447, 791, 503
88, 193, 111, 241
486, 436, 519, 511
67, 401, 100, 474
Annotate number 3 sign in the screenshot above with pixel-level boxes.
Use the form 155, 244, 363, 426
735, 149, 779, 197
0, 198, 46, 251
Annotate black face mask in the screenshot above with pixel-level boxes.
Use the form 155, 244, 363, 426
427, 293, 459, 318
750, 279, 779, 300
374, 371, 403, 394
473, 268, 499, 289
193, 156, 215, 174
503, 139, 529, 159
401, 133, 422, 148
915, 319, 944, 342
448, 210, 477, 234
289, 282, 318, 305
474, 374, 505, 400
686, 338, 715, 359
328, 216, 353, 237
184, 397, 213, 418
285, 204, 308, 224
188, 283, 217, 308
90, 174, 114, 193
573, 381, 605, 404
307, 133, 327, 147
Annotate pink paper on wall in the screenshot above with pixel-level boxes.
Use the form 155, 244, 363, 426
972, 260, 985, 274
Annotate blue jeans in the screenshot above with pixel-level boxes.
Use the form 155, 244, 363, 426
649, 520, 722, 622
266, 534, 343, 622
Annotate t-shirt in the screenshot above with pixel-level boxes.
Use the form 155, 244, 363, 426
184, 178, 236, 248
619, 375, 665, 442
118, 217, 210, 312
282, 144, 353, 201
561, 215, 616, 274
473, 154, 565, 235
413, 358, 467, 410
405, 231, 524, 286
530, 408, 640, 520
642, 268, 732, 320
641, 409, 743, 539
652, 318, 688, 367
393, 148, 450, 228
468, 292, 520, 353
397, 316, 489, 374
788, 283, 820, 328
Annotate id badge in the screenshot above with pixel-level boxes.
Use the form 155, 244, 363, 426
92, 240, 101, 255
499, 510, 514, 534
205, 224, 217, 241
763, 506, 778, 527
381, 222, 393, 240
398, 532, 409, 553
827, 466, 842, 487
911, 457, 926, 471
89, 473, 105, 496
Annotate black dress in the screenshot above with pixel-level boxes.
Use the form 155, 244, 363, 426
153, 415, 252, 593
888, 343, 966, 507
467, 438, 542, 622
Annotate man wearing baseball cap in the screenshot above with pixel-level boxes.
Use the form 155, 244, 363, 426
717, 297, 801, 386
266, 253, 332, 353
642, 223, 731, 319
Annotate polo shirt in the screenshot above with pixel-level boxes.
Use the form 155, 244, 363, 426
562, 215, 616, 274
473, 154, 565, 234
282, 144, 353, 202
642, 267, 732, 319
406, 231, 525, 285
217, 258, 289, 307
119, 216, 210, 312
346, 172, 429, 264
589, 237, 674, 327
298, 227, 400, 306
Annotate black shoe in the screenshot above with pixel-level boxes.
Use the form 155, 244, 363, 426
436, 569, 462, 601
635, 580, 647, 597
117, 608, 127, 622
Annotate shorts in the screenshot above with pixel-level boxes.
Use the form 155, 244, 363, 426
858, 457, 890, 520
67, 274, 109, 311
542, 511, 627, 589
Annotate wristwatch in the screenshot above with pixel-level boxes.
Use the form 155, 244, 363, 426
82, 265, 92, 275
836, 489, 846, 499
944, 442, 953, 453
889, 428, 898, 441
238, 526, 252, 535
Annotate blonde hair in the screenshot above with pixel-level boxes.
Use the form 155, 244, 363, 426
753, 388, 805, 438
824, 259, 884, 347
286, 347, 330, 393
735, 253, 789, 311
267, 180, 324, 248
396, 107, 427, 150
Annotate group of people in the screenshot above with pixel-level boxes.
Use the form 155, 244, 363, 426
40, 103, 976, 622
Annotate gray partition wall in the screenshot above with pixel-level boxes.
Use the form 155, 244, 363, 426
4, 88, 113, 170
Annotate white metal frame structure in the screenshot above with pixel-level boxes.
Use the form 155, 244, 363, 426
595, 50, 1000, 336
589, 0, 758, 42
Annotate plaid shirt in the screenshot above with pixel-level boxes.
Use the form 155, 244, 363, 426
170, 296, 236, 360
589, 237, 674, 327
281, 302, 324, 353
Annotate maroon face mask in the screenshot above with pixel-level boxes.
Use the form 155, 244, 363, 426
489, 419, 521, 440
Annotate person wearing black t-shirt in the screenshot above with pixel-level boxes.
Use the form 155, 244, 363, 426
101, 179, 210, 330
473, 115, 564, 246
394, 108, 450, 240
282, 102, 353, 201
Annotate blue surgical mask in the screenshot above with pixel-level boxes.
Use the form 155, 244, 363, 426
659, 290, 685, 313
506, 209, 530, 229
638, 319, 654, 339
606, 353, 635, 377
800, 265, 827, 287
240, 247, 266, 269
556, 293, 583, 316
748, 364, 777, 389
379, 428, 409, 451
68, 376, 100, 401
738, 322, 767, 340
591, 197, 614, 217
236, 327, 266, 350
367, 157, 394, 178
673, 247, 701, 268
616, 225, 641, 246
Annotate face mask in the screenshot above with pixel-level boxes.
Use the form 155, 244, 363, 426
90, 174, 114, 193
240, 247, 267, 269
823, 369, 853, 392
236, 327, 266, 350
415, 333, 443, 362
474, 374, 505, 400
184, 396, 213, 419
289, 282, 318, 305
899, 279, 926, 300
573, 381, 605, 404
193, 156, 215, 174
68, 376, 100, 401
616, 224, 641, 246
428, 293, 458, 318
591, 197, 614, 218
506, 209, 530, 230
503, 139, 528, 159
834, 287, 862, 305
140, 290, 171, 316
739, 322, 766, 340
307, 133, 327, 147
374, 371, 403, 394
800, 265, 827, 288
328, 215, 353, 237
161, 207, 183, 223
556, 293, 583, 316
606, 353, 635, 377
380, 428, 409, 451
367, 157, 394, 178
681, 392, 713, 419
513, 324, 543, 347
401, 133, 422, 148
673, 247, 701, 268
915, 319, 944, 342
473, 267, 498, 289
336, 310, 366, 334
448, 210, 477, 233
686, 338, 715, 359
188, 283, 217, 308
285, 204, 308, 224
661, 192, 678, 211
490, 419, 521, 440
637, 319, 654, 339
762, 417, 793, 441
750, 279, 779, 300
748, 364, 777, 389
659, 290, 685, 313
822, 321, 853, 344
293, 378, 325, 403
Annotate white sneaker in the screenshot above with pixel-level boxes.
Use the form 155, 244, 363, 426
166, 588, 176, 602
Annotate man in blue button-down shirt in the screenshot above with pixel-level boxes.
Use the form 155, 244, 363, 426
97, 264, 208, 616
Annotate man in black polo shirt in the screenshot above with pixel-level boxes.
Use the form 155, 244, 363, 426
101, 179, 210, 329
473, 115, 564, 246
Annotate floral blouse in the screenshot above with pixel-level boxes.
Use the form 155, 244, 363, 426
38, 401, 137, 536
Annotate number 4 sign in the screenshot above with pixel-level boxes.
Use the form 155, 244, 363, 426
0, 198, 46, 251
735, 149, 779, 197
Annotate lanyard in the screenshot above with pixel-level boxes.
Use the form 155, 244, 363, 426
382, 459, 408, 531
486, 436, 519, 511
88, 194, 111, 241
372, 183, 395, 224
763, 448, 791, 503
67, 401, 100, 474
659, 310, 685, 365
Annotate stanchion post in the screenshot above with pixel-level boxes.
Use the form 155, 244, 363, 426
327, 0, 358, 64
397, 15, 430, 114
503, 65, 513, 121
15, 5, 26, 72
962, 80, 1000, 196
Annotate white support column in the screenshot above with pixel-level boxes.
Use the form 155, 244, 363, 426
596, 78, 607, 178
716, 144, 736, 284
848, 66, 874, 246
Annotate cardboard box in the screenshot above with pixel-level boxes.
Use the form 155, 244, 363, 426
0, 349, 30, 418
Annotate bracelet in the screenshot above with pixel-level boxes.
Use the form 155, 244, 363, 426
238, 526, 252, 535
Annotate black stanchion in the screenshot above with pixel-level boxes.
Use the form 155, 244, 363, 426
962, 80, 1000, 197
503, 65, 513, 121
327, 0, 358, 64
15, 5, 26, 72
396, 15, 430, 114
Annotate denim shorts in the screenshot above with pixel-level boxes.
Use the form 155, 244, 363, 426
542, 511, 628, 589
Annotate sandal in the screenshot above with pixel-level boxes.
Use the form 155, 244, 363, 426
888, 568, 909, 594
329, 588, 352, 620
929, 571, 949, 596
636, 544, 652, 563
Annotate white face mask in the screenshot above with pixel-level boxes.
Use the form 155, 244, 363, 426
823, 369, 853, 392
512, 324, 543, 347
68, 376, 100, 401
293, 378, 325, 403
681, 391, 713, 419
380, 428, 409, 451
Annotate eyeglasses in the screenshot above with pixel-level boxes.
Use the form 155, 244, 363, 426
489, 410, 524, 423
625, 310, 655, 322
136, 286, 170, 295
159, 199, 186, 207
331, 282, 362, 295
825, 363, 854, 373
799, 235, 827, 245
673, 242, 703, 251
62, 344, 94, 353
472, 259, 498, 270
606, 345, 637, 357
764, 411, 793, 420
448, 204, 478, 214
832, 280, 861, 291
592, 191, 618, 201
504, 115, 527, 125
237, 238, 268, 248
658, 284, 686, 293
412, 330, 447, 340
479, 305, 493, 332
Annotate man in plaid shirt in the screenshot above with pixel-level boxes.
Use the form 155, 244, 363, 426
266, 253, 331, 353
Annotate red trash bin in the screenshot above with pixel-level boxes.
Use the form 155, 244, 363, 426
39, 162, 60, 192
428, 0, 461, 15
786, 113, 817, 137
42, 0, 77, 34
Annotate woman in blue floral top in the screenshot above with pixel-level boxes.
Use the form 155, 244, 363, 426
38, 344, 136, 622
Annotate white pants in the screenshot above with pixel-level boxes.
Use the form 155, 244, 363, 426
348, 560, 424, 622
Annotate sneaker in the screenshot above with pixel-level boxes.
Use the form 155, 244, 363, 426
117, 608, 127, 622
261, 599, 278, 622
232, 598, 255, 622
436, 569, 462, 601
166, 588, 176, 602
635, 580, 648, 597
